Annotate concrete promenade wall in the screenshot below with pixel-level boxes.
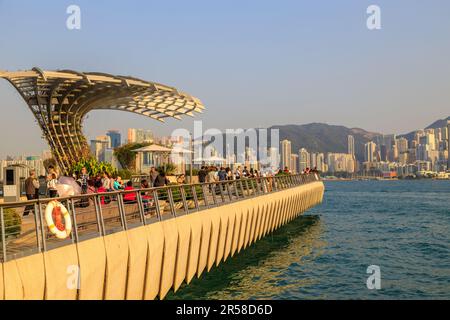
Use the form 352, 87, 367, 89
0, 181, 324, 300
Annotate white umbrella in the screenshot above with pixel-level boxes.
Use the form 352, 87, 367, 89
133, 144, 173, 153
55, 184, 76, 198
58, 176, 82, 196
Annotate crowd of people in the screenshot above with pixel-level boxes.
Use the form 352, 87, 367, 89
23, 163, 318, 205
197, 166, 262, 183
196, 165, 318, 183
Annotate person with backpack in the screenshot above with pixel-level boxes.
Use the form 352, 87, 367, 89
218, 167, 227, 181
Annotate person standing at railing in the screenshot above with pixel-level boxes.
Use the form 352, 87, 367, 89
47, 165, 59, 180
225, 167, 233, 180
207, 166, 218, 193
80, 167, 89, 194
235, 166, 242, 180
154, 171, 170, 187
243, 166, 250, 178
149, 167, 159, 187
24, 170, 40, 216
47, 173, 58, 198
198, 166, 208, 183
217, 167, 227, 192
218, 167, 227, 182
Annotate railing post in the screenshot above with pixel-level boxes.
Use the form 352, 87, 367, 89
201, 184, 209, 208
1, 207, 6, 262
244, 179, 250, 197
152, 190, 162, 221
211, 183, 218, 205
180, 186, 189, 215
38, 201, 47, 252
117, 193, 128, 230
70, 199, 79, 243
219, 182, 226, 203
33, 202, 42, 252
136, 191, 146, 225
232, 181, 239, 199
95, 195, 106, 236
239, 180, 246, 198
226, 182, 233, 201
167, 187, 177, 217
191, 185, 200, 211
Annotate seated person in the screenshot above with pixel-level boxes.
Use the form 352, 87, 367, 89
177, 174, 186, 184
123, 181, 137, 203
113, 176, 124, 190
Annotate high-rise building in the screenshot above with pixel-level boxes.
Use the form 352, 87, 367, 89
299, 148, 310, 172
380, 145, 388, 162
96, 135, 111, 149
398, 152, 408, 165
326, 153, 355, 173
397, 137, 409, 154
107, 130, 121, 149
348, 135, 355, 156
90, 140, 107, 161
310, 153, 325, 172
290, 154, 299, 174
128, 128, 154, 144
364, 142, 377, 163
416, 144, 430, 161
280, 140, 292, 170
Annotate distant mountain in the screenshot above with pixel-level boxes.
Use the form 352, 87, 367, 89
270, 123, 381, 162
401, 116, 450, 141
211, 117, 448, 163
425, 116, 450, 129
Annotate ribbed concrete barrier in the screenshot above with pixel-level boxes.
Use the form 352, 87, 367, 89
0, 181, 324, 300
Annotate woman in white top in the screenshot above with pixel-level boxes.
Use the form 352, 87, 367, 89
47, 173, 58, 198
101, 172, 112, 191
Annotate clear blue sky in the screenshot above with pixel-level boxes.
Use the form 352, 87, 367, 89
1, 0, 449, 157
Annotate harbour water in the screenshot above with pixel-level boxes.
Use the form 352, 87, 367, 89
168, 180, 450, 300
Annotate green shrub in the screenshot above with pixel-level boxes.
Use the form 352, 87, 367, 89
117, 169, 133, 180
185, 169, 199, 176
69, 158, 117, 177
114, 142, 150, 170
157, 163, 177, 176
0, 208, 22, 240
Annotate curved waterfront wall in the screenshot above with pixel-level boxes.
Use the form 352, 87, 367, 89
0, 181, 324, 300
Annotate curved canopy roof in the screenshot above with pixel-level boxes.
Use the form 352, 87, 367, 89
0, 68, 205, 173
0, 67, 204, 122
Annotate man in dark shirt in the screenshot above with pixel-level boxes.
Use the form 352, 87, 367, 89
24, 170, 40, 216
154, 172, 170, 187
198, 166, 208, 183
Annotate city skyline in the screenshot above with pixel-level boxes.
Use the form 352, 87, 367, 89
1, 1, 450, 157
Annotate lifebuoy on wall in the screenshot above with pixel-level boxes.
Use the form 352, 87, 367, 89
45, 201, 72, 239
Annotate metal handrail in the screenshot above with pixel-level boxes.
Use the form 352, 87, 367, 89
0, 173, 320, 262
